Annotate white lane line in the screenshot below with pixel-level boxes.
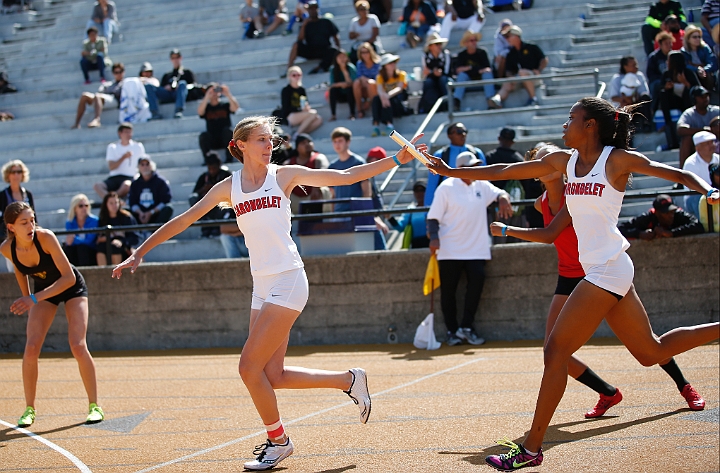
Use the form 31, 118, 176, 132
136, 356, 485, 472
0, 419, 92, 473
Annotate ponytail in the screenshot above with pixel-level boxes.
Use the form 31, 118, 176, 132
578, 97, 644, 150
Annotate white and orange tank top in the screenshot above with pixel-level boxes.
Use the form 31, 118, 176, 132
230, 163, 303, 275
565, 146, 630, 266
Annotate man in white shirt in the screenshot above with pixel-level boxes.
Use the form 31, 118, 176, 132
426, 151, 512, 347
683, 130, 719, 218
93, 122, 146, 199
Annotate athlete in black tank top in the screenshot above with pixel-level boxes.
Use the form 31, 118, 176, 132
1, 202, 103, 427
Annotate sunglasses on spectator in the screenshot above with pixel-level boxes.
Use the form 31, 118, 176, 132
10, 169, 23, 174
452, 128, 467, 134
77, 203, 89, 208
466, 39, 477, 43
112, 69, 124, 74
139, 162, 150, 166
291, 73, 302, 77
170, 55, 181, 60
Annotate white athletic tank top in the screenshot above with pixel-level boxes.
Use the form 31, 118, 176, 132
230, 164, 303, 275
565, 146, 630, 266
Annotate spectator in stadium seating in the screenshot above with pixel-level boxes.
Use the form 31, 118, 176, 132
80, 27, 109, 85
401, 0, 438, 49
371, 54, 409, 137
219, 207, 249, 258
653, 15, 685, 52
348, 0, 383, 64
282, 133, 331, 214
618, 194, 703, 240
353, 42, 380, 118
240, 0, 261, 39
328, 50, 357, 121
96, 191, 139, 266
438, 0, 484, 41
271, 126, 294, 164
0, 71, 17, 94
128, 156, 173, 227
677, 86, 718, 166
682, 131, 719, 218
86, 0, 119, 44
424, 122, 485, 206
72, 62, 124, 129
368, 0, 392, 24
488, 25, 547, 108
281, 66, 323, 138
659, 51, 699, 151
647, 32, 674, 115
328, 127, 369, 211
419, 33, 452, 114
0, 160, 35, 257
93, 123, 145, 200
493, 18, 512, 77
63, 194, 98, 267
389, 180, 429, 249
608, 56, 652, 132
452, 30, 493, 110
427, 151, 511, 346
681, 25, 718, 92
641, 0, 686, 56
700, 0, 719, 50
285, 1, 340, 74
189, 154, 232, 238
699, 162, 720, 232
257, 0, 288, 36
711, 115, 720, 154
198, 82, 240, 164
145, 49, 195, 119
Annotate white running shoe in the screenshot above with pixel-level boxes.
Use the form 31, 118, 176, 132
345, 367, 372, 424
243, 438, 294, 471
456, 327, 485, 345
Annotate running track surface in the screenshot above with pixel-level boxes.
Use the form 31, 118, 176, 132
1, 340, 718, 473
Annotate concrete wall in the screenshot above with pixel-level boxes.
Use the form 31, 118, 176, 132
1, 235, 718, 353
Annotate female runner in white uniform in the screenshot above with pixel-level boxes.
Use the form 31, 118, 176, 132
423, 97, 720, 471
112, 115, 425, 471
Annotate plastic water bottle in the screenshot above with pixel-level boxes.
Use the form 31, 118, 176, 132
300, 96, 307, 109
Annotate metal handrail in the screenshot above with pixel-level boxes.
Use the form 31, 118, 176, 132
446, 68, 602, 120
378, 69, 605, 211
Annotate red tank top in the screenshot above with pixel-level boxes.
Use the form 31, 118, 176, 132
541, 190, 585, 278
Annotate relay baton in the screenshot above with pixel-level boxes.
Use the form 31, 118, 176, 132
388, 130, 430, 165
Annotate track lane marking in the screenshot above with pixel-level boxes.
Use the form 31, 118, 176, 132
135, 356, 486, 472
0, 419, 92, 473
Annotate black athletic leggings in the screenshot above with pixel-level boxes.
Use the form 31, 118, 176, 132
438, 259, 486, 333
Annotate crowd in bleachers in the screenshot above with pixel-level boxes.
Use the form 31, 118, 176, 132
0, 0, 719, 276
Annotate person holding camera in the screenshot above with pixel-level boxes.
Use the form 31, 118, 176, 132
198, 82, 240, 164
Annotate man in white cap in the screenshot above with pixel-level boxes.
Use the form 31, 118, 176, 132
426, 151, 511, 347
682, 130, 719, 218
488, 24, 547, 108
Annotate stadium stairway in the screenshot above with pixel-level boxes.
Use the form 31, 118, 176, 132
0, 0, 691, 262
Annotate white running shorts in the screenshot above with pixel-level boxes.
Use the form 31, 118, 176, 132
582, 251, 634, 298
251, 267, 309, 312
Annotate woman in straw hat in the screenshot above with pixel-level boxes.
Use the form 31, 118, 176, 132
452, 30, 495, 110
419, 33, 452, 113
371, 53, 409, 137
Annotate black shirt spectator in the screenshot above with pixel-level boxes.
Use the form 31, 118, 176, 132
280, 84, 306, 119
453, 48, 491, 80
505, 42, 546, 75
198, 83, 240, 164
285, 2, 340, 74
618, 194, 704, 240
190, 154, 232, 238
128, 156, 173, 225
453, 0, 479, 19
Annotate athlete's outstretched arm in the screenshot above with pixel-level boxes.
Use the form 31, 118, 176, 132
281, 136, 426, 192
618, 150, 719, 201
112, 179, 232, 278
423, 149, 568, 181
490, 206, 573, 244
